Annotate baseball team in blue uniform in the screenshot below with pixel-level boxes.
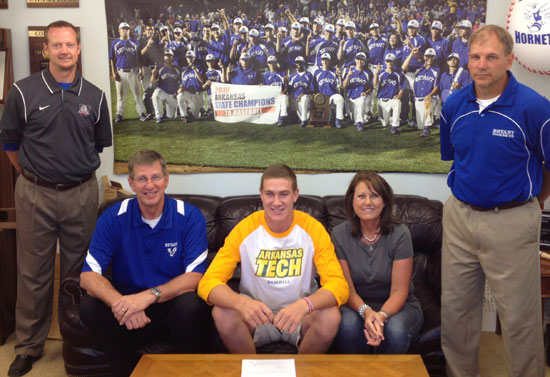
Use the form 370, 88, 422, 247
109, 2, 483, 134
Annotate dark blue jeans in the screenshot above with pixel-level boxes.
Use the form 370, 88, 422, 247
334, 302, 423, 354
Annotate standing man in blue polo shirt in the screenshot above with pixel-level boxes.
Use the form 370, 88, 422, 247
440, 25, 550, 377
79, 150, 210, 377
0, 20, 112, 377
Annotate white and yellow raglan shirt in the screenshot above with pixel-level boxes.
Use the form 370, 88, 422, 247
198, 210, 349, 310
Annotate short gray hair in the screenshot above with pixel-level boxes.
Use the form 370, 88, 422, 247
128, 150, 167, 178
469, 24, 514, 56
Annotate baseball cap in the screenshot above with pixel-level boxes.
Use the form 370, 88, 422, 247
321, 52, 331, 60
206, 53, 216, 61
424, 48, 436, 56
458, 20, 473, 29
385, 53, 396, 61
211, 23, 220, 30
160, 25, 169, 32
174, 27, 183, 34
369, 23, 379, 29
119, 22, 130, 29
164, 49, 174, 56
295, 56, 306, 63
265, 23, 275, 30
324, 24, 335, 33
249, 29, 259, 37
431, 21, 443, 30
314, 18, 324, 25
186, 50, 196, 57
300, 17, 310, 24
336, 19, 345, 26
267, 55, 277, 63
233, 17, 243, 24
279, 26, 288, 33
355, 52, 367, 60
345, 21, 356, 29
447, 52, 460, 61
407, 20, 419, 28
291, 21, 301, 30
239, 25, 249, 33
240, 52, 251, 60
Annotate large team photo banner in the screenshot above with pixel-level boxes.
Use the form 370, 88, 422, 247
105, 0, 488, 174
212, 83, 280, 124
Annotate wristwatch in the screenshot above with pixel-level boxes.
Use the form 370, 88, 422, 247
150, 287, 161, 303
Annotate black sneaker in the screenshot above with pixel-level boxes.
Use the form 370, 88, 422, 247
391, 127, 401, 135
8, 354, 41, 377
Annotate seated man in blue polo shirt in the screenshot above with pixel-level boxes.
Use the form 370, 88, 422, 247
79, 150, 210, 377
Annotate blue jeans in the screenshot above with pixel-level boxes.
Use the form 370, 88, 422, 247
334, 302, 423, 354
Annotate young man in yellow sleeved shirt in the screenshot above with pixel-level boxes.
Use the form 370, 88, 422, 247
198, 164, 349, 353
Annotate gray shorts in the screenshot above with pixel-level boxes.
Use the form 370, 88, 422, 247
253, 308, 302, 348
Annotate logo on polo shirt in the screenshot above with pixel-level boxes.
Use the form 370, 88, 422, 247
492, 129, 515, 138
78, 104, 90, 116
165, 242, 178, 257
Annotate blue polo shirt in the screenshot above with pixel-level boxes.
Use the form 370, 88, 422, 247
82, 196, 208, 295
440, 72, 550, 207
229, 66, 262, 85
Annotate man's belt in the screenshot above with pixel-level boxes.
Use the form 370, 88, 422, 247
466, 200, 529, 212
379, 98, 390, 102
118, 68, 137, 72
22, 169, 94, 191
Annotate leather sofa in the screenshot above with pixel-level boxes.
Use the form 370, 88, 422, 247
60, 193, 444, 376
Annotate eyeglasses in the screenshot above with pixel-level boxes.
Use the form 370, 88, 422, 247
132, 174, 165, 184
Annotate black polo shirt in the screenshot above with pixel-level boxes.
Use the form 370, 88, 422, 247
0, 68, 112, 183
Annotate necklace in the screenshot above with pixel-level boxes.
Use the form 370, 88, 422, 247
361, 227, 380, 242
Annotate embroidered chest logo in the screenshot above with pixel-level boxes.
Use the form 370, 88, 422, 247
255, 248, 303, 278
165, 242, 178, 257
492, 129, 515, 138
78, 104, 90, 116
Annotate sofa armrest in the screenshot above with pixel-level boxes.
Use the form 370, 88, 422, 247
61, 271, 83, 306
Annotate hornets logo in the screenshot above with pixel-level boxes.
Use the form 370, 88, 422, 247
523, 0, 550, 32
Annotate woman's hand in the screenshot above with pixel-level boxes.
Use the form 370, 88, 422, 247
363, 309, 385, 346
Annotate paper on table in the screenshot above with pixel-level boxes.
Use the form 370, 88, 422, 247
241, 359, 296, 377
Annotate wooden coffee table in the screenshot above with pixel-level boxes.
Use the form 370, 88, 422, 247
131, 354, 429, 376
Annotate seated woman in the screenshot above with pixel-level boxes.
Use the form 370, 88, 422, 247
332, 171, 423, 354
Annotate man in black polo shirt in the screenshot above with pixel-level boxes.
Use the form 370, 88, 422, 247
0, 20, 112, 377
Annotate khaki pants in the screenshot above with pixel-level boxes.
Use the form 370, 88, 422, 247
14, 174, 98, 356
441, 195, 544, 377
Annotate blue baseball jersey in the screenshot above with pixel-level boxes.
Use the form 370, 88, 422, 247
402, 34, 426, 70
343, 67, 373, 99
229, 66, 262, 85
82, 196, 208, 295
110, 38, 140, 69
208, 32, 231, 66
342, 37, 367, 68
451, 38, 469, 68
439, 69, 472, 102
413, 66, 439, 97
157, 65, 181, 95
248, 43, 270, 71
288, 70, 315, 99
282, 38, 306, 68
264, 71, 286, 91
188, 38, 209, 68
307, 34, 324, 64
440, 72, 550, 207
205, 68, 223, 95
314, 68, 340, 96
376, 70, 406, 99
181, 66, 204, 93
427, 36, 451, 67
311, 39, 338, 67
367, 36, 387, 65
